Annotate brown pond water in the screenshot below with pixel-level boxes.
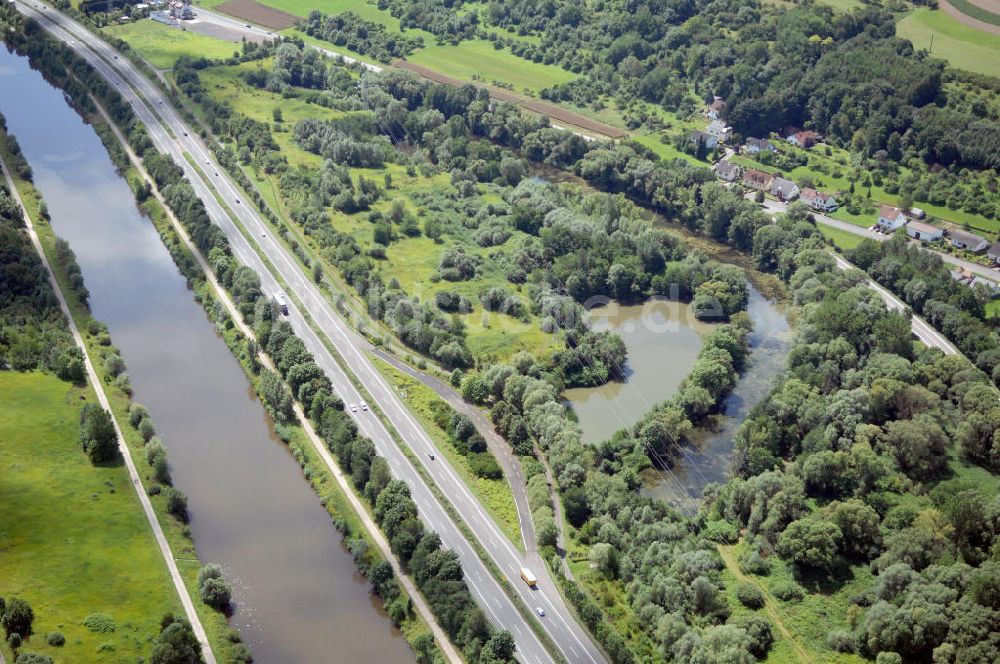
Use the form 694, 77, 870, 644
0, 47, 413, 664
563, 298, 713, 445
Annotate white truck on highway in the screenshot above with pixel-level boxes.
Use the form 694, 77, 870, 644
275, 292, 289, 316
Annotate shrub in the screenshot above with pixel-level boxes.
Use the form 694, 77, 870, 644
200, 578, 232, 611
739, 548, 771, 576
826, 629, 857, 653
15, 654, 54, 664
164, 488, 189, 522
771, 580, 804, 602
45, 632, 65, 647
469, 452, 502, 479
83, 612, 116, 633
7, 633, 21, 650
128, 404, 148, 428
138, 417, 156, 443
736, 583, 766, 609
703, 519, 738, 544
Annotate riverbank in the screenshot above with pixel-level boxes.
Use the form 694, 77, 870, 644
0, 129, 228, 663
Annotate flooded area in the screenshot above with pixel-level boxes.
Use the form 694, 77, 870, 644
563, 298, 713, 445
0, 47, 413, 664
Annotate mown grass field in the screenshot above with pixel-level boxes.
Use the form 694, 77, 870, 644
818, 224, 865, 251
372, 358, 522, 547
103, 20, 243, 69
406, 39, 577, 93
897, 9, 1000, 79
0, 372, 181, 664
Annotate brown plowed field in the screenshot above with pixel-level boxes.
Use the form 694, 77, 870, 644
215, 0, 299, 30
393, 60, 628, 140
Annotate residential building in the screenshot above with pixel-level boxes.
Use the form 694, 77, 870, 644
787, 130, 820, 149
906, 220, 943, 242
743, 169, 774, 192
689, 130, 718, 151
744, 137, 775, 154
714, 160, 742, 182
988, 242, 1000, 264
800, 188, 837, 212
877, 205, 907, 232
770, 176, 800, 201
706, 96, 726, 120
949, 229, 989, 252
706, 119, 731, 141
910, 207, 926, 220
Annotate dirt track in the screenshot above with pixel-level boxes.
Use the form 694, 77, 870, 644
393, 59, 628, 139
215, 0, 298, 30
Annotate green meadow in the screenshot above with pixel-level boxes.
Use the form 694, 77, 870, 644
103, 20, 243, 69
897, 9, 1000, 79
0, 372, 181, 664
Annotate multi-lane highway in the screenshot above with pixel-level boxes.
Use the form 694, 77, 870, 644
12, 3, 607, 663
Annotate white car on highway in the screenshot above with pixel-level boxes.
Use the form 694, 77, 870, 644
349, 404, 357, 413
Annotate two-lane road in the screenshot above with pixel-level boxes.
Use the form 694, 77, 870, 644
14, 4, 606, 663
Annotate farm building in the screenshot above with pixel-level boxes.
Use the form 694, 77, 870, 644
949, 229, 989, 252
906, 221, 943, 242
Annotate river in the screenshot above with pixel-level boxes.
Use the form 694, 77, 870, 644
0, 47, 413, 663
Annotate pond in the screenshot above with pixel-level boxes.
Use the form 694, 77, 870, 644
563, 297, 714, 445
641, 288, 792, 512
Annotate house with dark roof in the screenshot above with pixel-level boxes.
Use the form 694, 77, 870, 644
787, 130, 821, 149
877, 205, 907, 232
743, 169, 774, 191
706, 96, 726, 120
949, 229, 989, 253
744, 137, 775, 154
689, 130, 718, 150
988, 242, 1000, 264
906, 220, 943, 242
770, 177, 800, 202
800, 188, 837, 212
714, 160, 742, 182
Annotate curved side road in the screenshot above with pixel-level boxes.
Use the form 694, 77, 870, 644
831, 253, 960, 355
13, 4, 603, 662
0, 153, 219, 664
95, 108, 463, 664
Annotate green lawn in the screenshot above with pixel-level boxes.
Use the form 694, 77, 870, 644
819, 224, 866, 251
987, 299, 1000, 319
406, 39, 576, 93
103, 20, 244, 69
372, 358, 523, 548
0, 371, 181, 664
897, 9, 1000, 79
